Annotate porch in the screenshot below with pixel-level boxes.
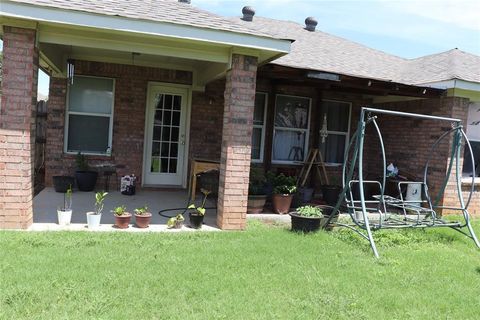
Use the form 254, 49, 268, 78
32, 188, 220, 231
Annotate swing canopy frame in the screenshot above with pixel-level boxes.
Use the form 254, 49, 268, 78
326, 107, 480, 258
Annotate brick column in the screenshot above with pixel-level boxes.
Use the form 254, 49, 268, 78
216, 54, 258, 230
0, 26, 39, 229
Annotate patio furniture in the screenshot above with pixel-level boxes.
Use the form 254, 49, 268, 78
326, 107, 480, 258
94, 164, 124, 192
189, 158, 220, 201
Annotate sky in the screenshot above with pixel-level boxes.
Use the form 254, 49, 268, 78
2, 0, 479, 97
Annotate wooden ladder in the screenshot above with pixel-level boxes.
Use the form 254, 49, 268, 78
297, 149, 329, 187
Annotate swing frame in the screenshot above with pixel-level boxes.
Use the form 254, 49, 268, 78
325, 107, 480, 258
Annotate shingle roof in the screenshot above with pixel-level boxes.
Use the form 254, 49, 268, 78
230, 16, 480, 85
5, 0, 276, 38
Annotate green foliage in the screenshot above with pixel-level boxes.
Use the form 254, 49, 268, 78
167, 214, 185, 229
112, 205, 127, 216
272, 173, 297, 195
134, 206, 149, 216
94, 192, 108, 215
248, 167, 266, 195
296, 205, 323, 217
75, 152, 89, 171
188, 188, 210, 216
61, 185, 73, 211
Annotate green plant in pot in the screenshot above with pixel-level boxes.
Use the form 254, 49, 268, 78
57, 185, 73, 226
75, 152, 98, 192
134, 206, 152, 228
247, 167, 267, 214
187, 188, 210, 229
112, 205, 131, 229
86, 191, 108, 229
272, 173, 297, 214
167, 214, 185, 229
290, 205, 323, 233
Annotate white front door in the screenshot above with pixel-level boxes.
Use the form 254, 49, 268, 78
143, 84, 188, 186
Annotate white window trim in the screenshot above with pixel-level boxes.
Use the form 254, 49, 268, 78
252, 92, 268, 163
272, 94, 312, 165
64, 75, 115, 156
320, 99, 352, 166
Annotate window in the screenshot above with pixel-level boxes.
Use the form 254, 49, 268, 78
65, 76, 114, 155
319, 100, 351, 164
463, 102, 480, 177
272, 95, 311, 163
251, 93, 267, 162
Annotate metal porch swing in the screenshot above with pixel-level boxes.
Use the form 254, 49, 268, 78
325, 107, 480, 258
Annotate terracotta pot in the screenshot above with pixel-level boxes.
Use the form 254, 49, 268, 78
272, 194, 293, 214
247, 195, 267, 214
114, 213, 132, 229
135, 213, 152, 228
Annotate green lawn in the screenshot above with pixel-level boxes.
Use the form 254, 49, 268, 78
1, 220, 480, 319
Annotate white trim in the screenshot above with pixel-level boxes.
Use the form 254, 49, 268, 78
64, 75, 115, 156
319, 99, 352, 166
252, 92, 268, 163
142, 82, 191, 188
1, 1, 291, 56
271, 94, 312, 165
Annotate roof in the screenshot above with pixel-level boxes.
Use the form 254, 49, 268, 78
230, 16, 480, 85
4, 0, 277, 39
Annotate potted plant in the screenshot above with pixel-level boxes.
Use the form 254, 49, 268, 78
134, 206, 152, 228
247, 167, 267, 214
75, 152, 98, 192
86, 191, 108, 229
322, 177, 343, 206
167, 214, 185, 229
53, 175, 75, 193
272, 173, 297, 214
187, 188, 210, 229
289, 205, 323, 233
57, 185, 73, 226
113, 205, 131, 229
319, 205, 340, 231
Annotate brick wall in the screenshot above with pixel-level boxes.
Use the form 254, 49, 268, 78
0, 26, 38, 229
45, 60, 193, 188
217, 54, 258, 230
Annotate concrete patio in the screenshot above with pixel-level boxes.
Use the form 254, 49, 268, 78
32, 188, 220, 232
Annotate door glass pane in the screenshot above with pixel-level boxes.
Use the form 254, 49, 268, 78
170, 143, 178, 158
172, 112, 180, 127
171, 127, 179, 142
161, 143, 169, 157
151, 158, 160, 173
154, 110, 163, 125
252, 127, 262, 160
69, 77, 113, 114
254, 93, 266, 125
162, 127, 171, 141
320, 134, 346, 163
165, 95, 173, 110
164, 111, 172, 126
152, 142, 160, 157
155, 94, 164, 109
169, 159, 177, 173
275, 95, 309, 129
67, 115, 110, 153
153, 126, 161, 141
173, 95, 181, 110
161, 158, 169, 172
273, 130, 306, 161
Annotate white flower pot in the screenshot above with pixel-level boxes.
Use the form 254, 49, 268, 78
57, 209, 72, 226
86, 212, 102, 229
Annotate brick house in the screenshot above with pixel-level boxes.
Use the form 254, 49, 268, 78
0, 0, 479, 230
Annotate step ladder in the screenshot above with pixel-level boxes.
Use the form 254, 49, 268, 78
297, 149, 329, 187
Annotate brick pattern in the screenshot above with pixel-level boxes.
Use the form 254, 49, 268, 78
45, 60, 192, 188
0, 26, 38, 229
217, 55, 258, 230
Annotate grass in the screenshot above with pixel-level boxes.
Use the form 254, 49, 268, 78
1, 220, 480, 319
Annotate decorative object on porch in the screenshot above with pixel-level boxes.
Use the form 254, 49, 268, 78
112, 205, 132, 229
167, 214, 185, 229
188, 188, 210, 229
121, 174, 136, 195
52, 175, 75, 193
86, 191, 108, 229
326, 107, 480, 258
247, 167, 267, 214
57, 185, 73, 226
75, 152, 98, 192
272, 174, 297, 214
290, 205, 323, 233
188, 158, 220, 201
134, 206, 152, 228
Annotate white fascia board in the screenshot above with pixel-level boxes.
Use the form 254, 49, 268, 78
417, 79, 480, 91
0, 1, 291, 56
